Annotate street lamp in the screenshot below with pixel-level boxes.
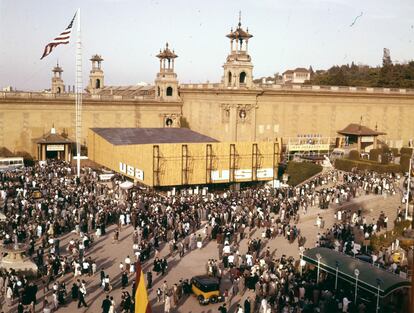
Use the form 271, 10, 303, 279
354, 268, 360, 304
316, 253, 322, 284
335, 261, 340, 290
299, 246, 305, 276
376, 278, 383, 313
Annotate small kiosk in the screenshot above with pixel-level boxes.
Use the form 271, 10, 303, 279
337, 123, 385, 152
35, 127, 73, 161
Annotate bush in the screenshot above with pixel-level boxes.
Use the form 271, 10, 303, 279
381, 145, 390, 152
400, 147, 413, 156
400, 154, 412, 173
349, 150, 360, 160
369, 149, 380, 162
390, 148, 399, 157
285, 162, 323, 186
380, 153, 390, 164
334, 158, 401, 173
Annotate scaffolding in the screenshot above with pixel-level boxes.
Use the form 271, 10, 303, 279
205, 144, 213, 184
251, 143, 259, 181
181, 144, 189, 185
229, 144, 236, 182
153, 145, 161, 187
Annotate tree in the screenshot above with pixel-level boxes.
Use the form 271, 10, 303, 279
308, 61, 414, 88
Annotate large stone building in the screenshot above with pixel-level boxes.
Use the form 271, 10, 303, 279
0, 17, 413, 157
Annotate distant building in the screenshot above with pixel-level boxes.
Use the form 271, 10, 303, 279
282, 68, 310, 84
2, 86, 13, 92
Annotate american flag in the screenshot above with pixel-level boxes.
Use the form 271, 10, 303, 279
40, 12, 77, 60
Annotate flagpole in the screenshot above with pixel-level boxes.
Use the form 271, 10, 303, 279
75, 8, 82, 178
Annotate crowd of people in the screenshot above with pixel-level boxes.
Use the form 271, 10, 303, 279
0, 160, 407, 312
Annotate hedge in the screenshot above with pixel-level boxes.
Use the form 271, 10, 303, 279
285, 162, 323, 186
349, 150, 360, 160
369, 149, 380, 162
334, 158, 401, 173
381, 146, 391, 153
390, 148, 399, 157
400, 154, 412, 173
400, 147, 413, 156
380, 152, 390, 164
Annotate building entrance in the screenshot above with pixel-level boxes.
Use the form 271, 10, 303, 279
46, 150, 58, 159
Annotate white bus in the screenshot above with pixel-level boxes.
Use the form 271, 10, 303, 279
0, 157, 24, 171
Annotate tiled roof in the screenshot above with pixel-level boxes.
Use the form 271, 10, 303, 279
90, 54, 103, 62
156, 43, 178, 59
337, 123, 386, 136
35, 132, 74, 144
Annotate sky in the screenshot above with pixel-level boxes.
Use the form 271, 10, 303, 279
1, 0, 414, 91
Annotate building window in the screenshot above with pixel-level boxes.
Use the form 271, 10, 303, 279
57, 87, 61, 94
228, 71, 232, 84
96, 79, 101, 89
165, 118, 173, 127
239, 71, 246, 83
239, 109, 246, 120
157, 86, 160, 97
166, 86, 173, 96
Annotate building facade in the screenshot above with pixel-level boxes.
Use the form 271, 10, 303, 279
282, 68, 311, 84
0, 17, 413, 157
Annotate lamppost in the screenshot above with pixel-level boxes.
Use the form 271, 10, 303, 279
299, 246, 305, 276
376, 278, 383, 313
316, 253, 322, 284
335, 261, 340, 290
354, 268, 360, 304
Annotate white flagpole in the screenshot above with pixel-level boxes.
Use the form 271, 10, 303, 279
75, 8, 82, 178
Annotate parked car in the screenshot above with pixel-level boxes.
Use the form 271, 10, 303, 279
191, 275, 223, 305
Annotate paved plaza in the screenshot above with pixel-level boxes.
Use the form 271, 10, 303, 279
7, 179, 402, 313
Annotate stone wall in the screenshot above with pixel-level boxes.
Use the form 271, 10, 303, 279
180, 85, 414, 145
1, 83, 413, 158
0, 92, 182, 156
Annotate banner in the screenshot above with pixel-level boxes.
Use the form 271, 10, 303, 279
46, 144, 64, 151
288, 144, 330, 151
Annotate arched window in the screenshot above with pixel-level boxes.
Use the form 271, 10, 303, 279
95, 79, 101, 89
165, 118, 173, 127
57, 87, 61, 94
228, 71, 232, 84
157, 86, 160, 97
166, 86, 173, 96
239, 71, 246, 84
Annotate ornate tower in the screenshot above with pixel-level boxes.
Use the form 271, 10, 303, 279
87, 54, 104, 94
223, 13, 254, 88
155, 43, 180, 102
51, 63, 64, 94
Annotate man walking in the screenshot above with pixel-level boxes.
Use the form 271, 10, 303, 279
244, 297, 251, 313
146, 271, 153, 289
101, 295, 111, 313
78, 281, 88, 308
